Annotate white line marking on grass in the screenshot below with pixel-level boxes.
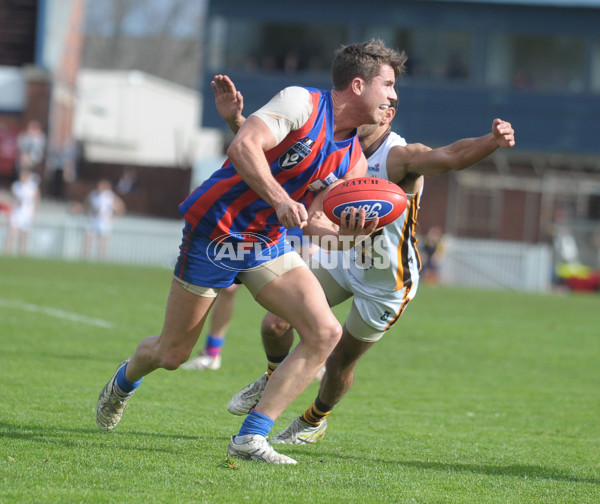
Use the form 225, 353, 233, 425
0, 297, 114, 328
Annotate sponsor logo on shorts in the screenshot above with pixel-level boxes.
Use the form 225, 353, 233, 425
207, 233, 280, 271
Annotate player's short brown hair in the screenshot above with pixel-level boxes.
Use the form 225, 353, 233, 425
331, 39, 407, 90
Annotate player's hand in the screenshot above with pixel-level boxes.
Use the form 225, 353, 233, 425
492, 118, 515, 149
338, 208, 380, 243
211, 75, 244, 125
275, 199, 308, 230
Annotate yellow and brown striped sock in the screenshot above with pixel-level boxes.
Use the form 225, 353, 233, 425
301, 397, 332, 426
266, 354, 288, 380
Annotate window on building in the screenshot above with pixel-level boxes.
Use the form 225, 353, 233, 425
364, 27, 471, 83
206, 19, 346, 74
592, 38, 600, 93
486, 33, 586, 92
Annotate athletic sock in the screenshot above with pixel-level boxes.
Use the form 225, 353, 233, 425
114, 362, 143, 395
204, 334, 224, 358
236, 409, 275, 438
266, 353, 288, 379
301, 397, 332, 426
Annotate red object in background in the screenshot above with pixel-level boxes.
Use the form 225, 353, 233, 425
0, 127, 18, 176
564, 271, 600, 292
0, 201, 11, 216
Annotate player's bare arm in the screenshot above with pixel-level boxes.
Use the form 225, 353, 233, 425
387, 118, 515, 183
227, 116, 307, 229
212, 74, 245, 134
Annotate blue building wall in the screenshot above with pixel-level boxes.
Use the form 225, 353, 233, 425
200, 0, 600, 156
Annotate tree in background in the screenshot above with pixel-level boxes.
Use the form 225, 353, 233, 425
82, 0, 206, 89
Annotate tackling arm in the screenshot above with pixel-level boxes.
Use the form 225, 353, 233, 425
388, 118, 515, 182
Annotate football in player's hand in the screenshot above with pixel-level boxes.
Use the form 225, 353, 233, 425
323, 177, 407, 226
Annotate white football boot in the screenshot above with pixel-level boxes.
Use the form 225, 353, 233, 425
96, 360, 135, 431
227, 434, 297, 464
180, 352, 222, 370
227, 372, 268, 415
271, 417, 328, 445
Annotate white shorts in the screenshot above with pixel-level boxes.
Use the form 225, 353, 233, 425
88, 217, 112, 236
309, 257, 419, 342
10, 207, 34, 230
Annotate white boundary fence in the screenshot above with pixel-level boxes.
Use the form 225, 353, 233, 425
440, 236, 553, 292
1, 202, 553, 292
1, 202, 183, 268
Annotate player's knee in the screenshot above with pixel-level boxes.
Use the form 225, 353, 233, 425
262, 312, 291, 338
220, 284, 238, 299
305, 317, 342, 355
156, 346, 193, 370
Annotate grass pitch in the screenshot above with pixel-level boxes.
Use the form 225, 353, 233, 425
1, 257, 598, 503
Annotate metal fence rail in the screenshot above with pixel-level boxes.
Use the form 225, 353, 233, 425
1, 203, 183, 268
440, 236, 553, 292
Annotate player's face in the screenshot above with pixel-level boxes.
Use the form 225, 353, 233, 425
357, 101, 396, 141
363, 64, 397, 124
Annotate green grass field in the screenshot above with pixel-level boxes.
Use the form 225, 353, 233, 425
1, 257, 599, 503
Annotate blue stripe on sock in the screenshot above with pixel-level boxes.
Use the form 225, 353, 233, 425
115, 362, 143, 393
206, 335, 225, 349
237, 409, 275, 438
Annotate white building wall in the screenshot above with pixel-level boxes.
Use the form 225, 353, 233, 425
74, 69, 222, 167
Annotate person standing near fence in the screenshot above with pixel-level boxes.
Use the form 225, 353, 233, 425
82, 179, 126, 260
15, 120, 46, 178
4, 169, 40, 256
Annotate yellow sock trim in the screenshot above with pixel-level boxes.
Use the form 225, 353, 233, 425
301, 402, 331, 426
267, 362, 278, 379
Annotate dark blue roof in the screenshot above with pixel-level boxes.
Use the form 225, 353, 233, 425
434, 0, 600, 6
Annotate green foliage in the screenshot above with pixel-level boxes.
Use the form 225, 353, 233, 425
1, 257, 599, 503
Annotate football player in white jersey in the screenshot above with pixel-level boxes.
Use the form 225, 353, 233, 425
4, 169, 40, 256
212, 74, 515, 446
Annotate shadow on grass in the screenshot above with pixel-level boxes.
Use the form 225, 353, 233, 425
279, 446, 599, 485
393, 459, 599, 486
0, 421, 231, 452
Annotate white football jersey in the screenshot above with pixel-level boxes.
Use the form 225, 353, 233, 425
315, 131, 422, 331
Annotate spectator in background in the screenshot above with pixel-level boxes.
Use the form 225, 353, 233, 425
116, 168, 139, 196
421, 226, 445, 285
47, 140, 76, 200
15, 120, 46, 177
4, 170, 40, 256
82, 179, 126, 261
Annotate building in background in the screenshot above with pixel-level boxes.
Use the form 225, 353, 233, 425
0, 0, 85, 191
2, 0, 599, 290
73, 69, 222, 217
199, 0, 600, 281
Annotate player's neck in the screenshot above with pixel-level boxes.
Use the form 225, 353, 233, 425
331, 89, 365, 141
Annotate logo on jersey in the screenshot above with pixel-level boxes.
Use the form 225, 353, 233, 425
332, 200, 394, 222
367, 163, 382, 176
279, 137, 314, 170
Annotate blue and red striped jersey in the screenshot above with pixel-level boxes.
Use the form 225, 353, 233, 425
179, 88, 363, 243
